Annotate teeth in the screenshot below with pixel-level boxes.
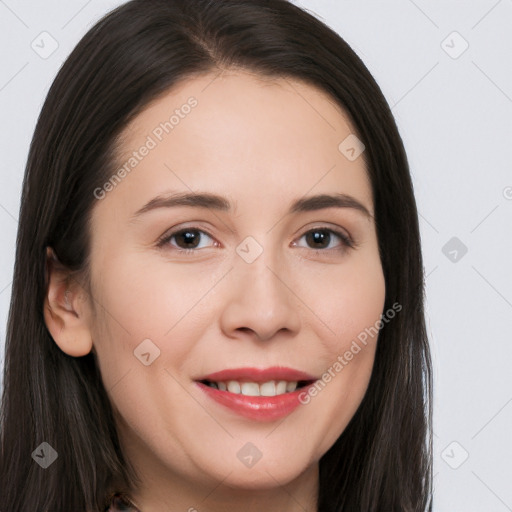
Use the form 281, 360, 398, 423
227, 381, 241, 394
260, 381, 276, 396
276, 380, 287, 394
241, 382, 260, 396
286, 381, 298, 392
209, 379, 299, 396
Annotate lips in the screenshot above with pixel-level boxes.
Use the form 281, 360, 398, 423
199, 367, 317, 383
195, 367, 317, 422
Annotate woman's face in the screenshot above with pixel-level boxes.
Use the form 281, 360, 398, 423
86, 71, 385, 501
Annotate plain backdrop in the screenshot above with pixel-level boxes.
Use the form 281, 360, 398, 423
0, 1, 511, 510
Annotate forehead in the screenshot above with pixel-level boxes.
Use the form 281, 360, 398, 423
97, 70, 373, 219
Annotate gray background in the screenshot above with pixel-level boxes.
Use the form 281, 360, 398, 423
1, 0, 511, 510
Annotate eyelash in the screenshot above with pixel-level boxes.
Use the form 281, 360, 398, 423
156, 226, 355, 255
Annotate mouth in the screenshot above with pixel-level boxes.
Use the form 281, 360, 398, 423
195, 367, 318, 422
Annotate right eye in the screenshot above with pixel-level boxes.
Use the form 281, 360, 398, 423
157, 227, 219, 254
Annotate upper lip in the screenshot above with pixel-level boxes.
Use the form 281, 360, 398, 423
197, 366, 317, 383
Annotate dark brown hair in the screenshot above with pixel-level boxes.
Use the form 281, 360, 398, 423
0, 0, 433, 510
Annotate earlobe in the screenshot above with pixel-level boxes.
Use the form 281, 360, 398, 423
43, 247, 93, 357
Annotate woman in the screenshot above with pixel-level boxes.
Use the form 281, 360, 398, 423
0, 0, 433, 510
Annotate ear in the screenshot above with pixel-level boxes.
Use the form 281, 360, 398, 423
43, 247, 93, 357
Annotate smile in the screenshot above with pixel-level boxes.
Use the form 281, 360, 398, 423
195, 367, 317, 421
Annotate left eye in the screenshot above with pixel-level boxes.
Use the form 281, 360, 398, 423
158, 227, 353, 253
294, 228, 353, 251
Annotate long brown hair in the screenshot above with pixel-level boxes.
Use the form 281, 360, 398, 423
0, 1, 433, 510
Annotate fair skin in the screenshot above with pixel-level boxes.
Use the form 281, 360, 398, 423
44, 70, 385, 512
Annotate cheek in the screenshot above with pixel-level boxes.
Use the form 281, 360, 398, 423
90, 254, 217, 349
296, 251, 385, 447
306, 248, 386, 352
88, 252, 234, 418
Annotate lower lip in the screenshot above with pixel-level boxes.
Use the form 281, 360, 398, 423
196, 382, 315, 422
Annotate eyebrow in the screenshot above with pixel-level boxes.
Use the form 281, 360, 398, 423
132, 191, 373, 219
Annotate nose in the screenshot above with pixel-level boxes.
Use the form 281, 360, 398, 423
219, 249, 301, 342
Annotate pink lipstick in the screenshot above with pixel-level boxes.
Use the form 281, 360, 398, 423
195, 366, 317, 422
